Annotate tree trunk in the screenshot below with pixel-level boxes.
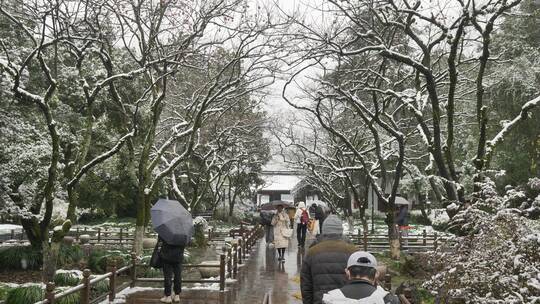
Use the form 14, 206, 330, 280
42, 241, 61, 283
360, 216, 369, 251
66, 186, 78, 222
389, 225, 400, 260
387, 214, 400, 260
133, 189, 150, 255
21, 219, 43, 249
133, 225, 146, 256
428, 176, 443, 204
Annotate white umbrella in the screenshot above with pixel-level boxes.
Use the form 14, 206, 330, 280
307, 200, 329, 211
395, 196, 410, 206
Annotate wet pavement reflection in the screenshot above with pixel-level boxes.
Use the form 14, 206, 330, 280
225, 235, 304, 304
128, 232, 314, 303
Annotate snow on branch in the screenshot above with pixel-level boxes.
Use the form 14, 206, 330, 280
487, 95, 540, 151
67, 131, 135, 187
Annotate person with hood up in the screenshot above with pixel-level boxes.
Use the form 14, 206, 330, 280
321, 251, 401, 304
300, 214, 357, 304
294, 201, 310, 247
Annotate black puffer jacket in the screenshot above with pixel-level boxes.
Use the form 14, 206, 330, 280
300, 235, 357, 304
159, 238, 185, 264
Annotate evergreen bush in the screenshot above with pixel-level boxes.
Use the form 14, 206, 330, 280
5, 285, 42, 304
88, 249, 128, 273
0, 246, 42, 270
58, 244, 83, 267
54, 271, 81, 286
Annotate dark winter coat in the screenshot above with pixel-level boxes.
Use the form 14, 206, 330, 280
315, 206, 325, 221
396, 206, 408, 226
300, 235, 357, 304
260, 211, 275, 226
159, 238, 185, 264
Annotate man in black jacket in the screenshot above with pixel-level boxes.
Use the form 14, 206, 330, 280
321, 251, 401, 304
300, 215, 356, 304
159, 237, 185, 303
260, 209, 275, 244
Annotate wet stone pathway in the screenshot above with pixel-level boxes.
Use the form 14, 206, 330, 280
127, 233, 312, 304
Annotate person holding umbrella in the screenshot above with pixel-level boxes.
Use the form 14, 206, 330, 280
157, 236, 184, 303
272, 203, 292, 261
151, 199, 194, 303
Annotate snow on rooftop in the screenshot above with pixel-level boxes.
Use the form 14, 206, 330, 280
259, 174, 302, 191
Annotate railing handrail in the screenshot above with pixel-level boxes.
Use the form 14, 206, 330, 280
32, 224, 262, 304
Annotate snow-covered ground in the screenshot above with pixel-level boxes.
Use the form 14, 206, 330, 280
0, 224, 22, 234
342, 210, 451, 237
96, 277, 238, 304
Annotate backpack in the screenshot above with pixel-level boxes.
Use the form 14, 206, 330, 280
300, 209, 309, 225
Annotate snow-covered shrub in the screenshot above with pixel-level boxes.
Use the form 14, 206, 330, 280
504, 177, 540, 219
193, 216, 208, 229
423, 212, 540, 303
423, 177, 540, 302
427, 208, 450, 230
193, 216, 209, 247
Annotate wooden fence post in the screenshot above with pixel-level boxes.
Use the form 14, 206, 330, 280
10, 229, 15, 240
238, 238, 243, 265
227, 247, 232, 278
219, 253, 226, 291
130, 252, 137, 288
422, 229, 427, 246
119, 228, 123, 245
398, 227, 403, 249
242, 233, 247, 260
384, 273, 392, 291
109, 260, 117, 302
81, 269, 91, 304
97, 228, 101, 243
76, 228, 80, 242
45, 282, 55, 304
434, 232, 438, 250
232, 243, 238, 278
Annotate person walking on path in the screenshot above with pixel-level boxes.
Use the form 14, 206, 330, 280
158, 237, 185, 303
322, 251, 401, 304
294, 201, 310, 247
272, 204, 292, 261
313, 203, 326, 233
301, 215, 356, 304
260, 209, 275, 245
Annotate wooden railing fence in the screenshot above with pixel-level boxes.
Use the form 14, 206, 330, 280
349, 229, 452, 252
32, 225, 262, 304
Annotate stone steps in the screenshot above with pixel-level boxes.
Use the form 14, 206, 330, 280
126, 289, 227, 304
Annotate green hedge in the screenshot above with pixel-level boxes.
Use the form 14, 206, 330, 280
88, 249, 129, 273
0, 244, 83, 271
0, 246, 42, 270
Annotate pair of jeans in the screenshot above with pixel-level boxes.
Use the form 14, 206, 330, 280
163, 262, 182, 296
296, 223, 307, 246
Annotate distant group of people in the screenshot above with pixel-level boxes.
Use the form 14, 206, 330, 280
260, 201, 326, 260
260, 201, 402, 303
